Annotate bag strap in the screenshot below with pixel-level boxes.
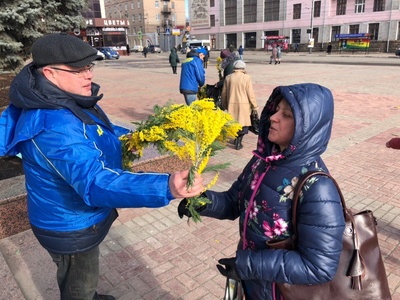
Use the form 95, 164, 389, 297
291, 171, 347, 232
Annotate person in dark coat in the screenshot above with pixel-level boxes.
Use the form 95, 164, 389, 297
143, 46, 148, 58
327, 43, 333, 54
178, 83, 346, 299
169, 47, 180, 74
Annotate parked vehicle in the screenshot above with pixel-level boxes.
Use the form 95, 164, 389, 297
395, 48, 400, 57
95, 50, 105, 60
147, 45, 162, 53
180, 47, 188, 54
132, 45, 143, 53
96, 47, 120, 59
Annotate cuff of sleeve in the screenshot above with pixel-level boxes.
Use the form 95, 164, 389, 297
166, 174, 174, 200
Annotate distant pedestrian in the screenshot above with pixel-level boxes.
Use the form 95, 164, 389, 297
126, 44, 130, 56
179, 48, 206, 105
294, 43, 299, 53
270, 44, 278, 64
276, 45, 282, 64
143, 46, 148, 58
238, 45, 244, 60
203, 46, 209, 69
221, 60, 258, 150
169, 47, 180, 74
327, 43, 332, 55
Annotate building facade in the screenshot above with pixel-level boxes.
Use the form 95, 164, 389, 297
104, 0, 187, 50
189, 0, 400, 52
81, 0, 130, 50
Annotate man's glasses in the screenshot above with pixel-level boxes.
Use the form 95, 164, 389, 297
50, 63, 95, 77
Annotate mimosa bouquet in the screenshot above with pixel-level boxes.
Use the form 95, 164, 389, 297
120, 99, 242, 222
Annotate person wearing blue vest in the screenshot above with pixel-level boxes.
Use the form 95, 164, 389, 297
0, 33, 204, 300
179, 47, 206, 105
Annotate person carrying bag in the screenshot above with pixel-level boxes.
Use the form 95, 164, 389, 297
178, 83, 391, 300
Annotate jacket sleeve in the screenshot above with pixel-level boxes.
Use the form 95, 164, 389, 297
236, 176, 345, 285
200, 180, 241, 220
246, 77, 258, 110
195, 59, 205, 87
25, 122, 174, 209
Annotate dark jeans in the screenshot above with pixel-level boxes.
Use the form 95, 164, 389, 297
48, 246, 100, 300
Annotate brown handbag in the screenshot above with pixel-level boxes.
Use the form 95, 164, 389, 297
267, 170, 392, 300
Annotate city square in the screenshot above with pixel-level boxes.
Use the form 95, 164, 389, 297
1, 50, 399, 299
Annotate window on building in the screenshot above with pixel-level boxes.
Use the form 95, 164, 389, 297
155, 1, 159, 8
131, 2, 134, 9
293, 4, 301, 20
225, 0, 237, 25
312, 27, 319, 43
331, 26, 340, 40
349, 24, 359, 34
132, 15, 135, 22
125, 4, 128, 10
354, 0, 365, 13
373, 0, 385, 11
336, 0, 347, 15
210, 0, 215, 7
172, 2, 175, 9
244, 0, 257, 23
292, 28, 301, 43
133, 27, 136, 34
156, 14, 160, 20
314, 1, 321, 18
138, 13, 142, 21
210, 14, 216, 27
264, 0, 280, 21
138, 1, 141, 8
369, 23, 379, 40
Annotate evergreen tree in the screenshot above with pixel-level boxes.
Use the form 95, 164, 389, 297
0, 0, 89, 72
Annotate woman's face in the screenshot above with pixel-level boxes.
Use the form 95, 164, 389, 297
268, 98, 295, 151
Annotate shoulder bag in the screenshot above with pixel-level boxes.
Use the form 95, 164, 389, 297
249, 110, 260, 135
267, 170, 392, 300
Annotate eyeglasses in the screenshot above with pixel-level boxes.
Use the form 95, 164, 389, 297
50, 63, 95, 77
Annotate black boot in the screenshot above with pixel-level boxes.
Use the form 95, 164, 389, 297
235, 136, 244, 150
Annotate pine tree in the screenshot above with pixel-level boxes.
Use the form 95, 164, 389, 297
0, 0, 89, 72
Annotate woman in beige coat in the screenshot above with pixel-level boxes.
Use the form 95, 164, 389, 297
221, 60, 258, 150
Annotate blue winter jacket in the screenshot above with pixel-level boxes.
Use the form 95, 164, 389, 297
202, 84, 345, 299
0, 63, 174, 254
179, 51, 205, 94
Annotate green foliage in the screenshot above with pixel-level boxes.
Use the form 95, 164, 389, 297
0, 0, 90, 72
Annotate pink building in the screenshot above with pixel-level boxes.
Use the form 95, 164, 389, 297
188, 0, 400, 52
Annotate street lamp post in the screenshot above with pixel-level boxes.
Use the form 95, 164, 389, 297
309, 0, 315, 54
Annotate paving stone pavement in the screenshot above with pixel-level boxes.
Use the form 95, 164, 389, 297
0, 51, 400, 299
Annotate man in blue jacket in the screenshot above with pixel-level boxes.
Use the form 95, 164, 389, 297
179, 47, 206, 105
0, 33, 204, 300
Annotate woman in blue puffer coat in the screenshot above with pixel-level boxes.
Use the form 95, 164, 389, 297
178, 83, 346, 299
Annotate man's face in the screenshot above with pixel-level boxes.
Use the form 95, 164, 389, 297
198, 53, 205, 61
42, 63, 95, 96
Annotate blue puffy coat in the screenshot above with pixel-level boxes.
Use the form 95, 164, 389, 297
0, 64, 174, 254
202, 83, 345, 299
179, 50, 205, 94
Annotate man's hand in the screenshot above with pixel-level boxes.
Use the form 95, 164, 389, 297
169, 170, 204, 199
216, 257, 240, 281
